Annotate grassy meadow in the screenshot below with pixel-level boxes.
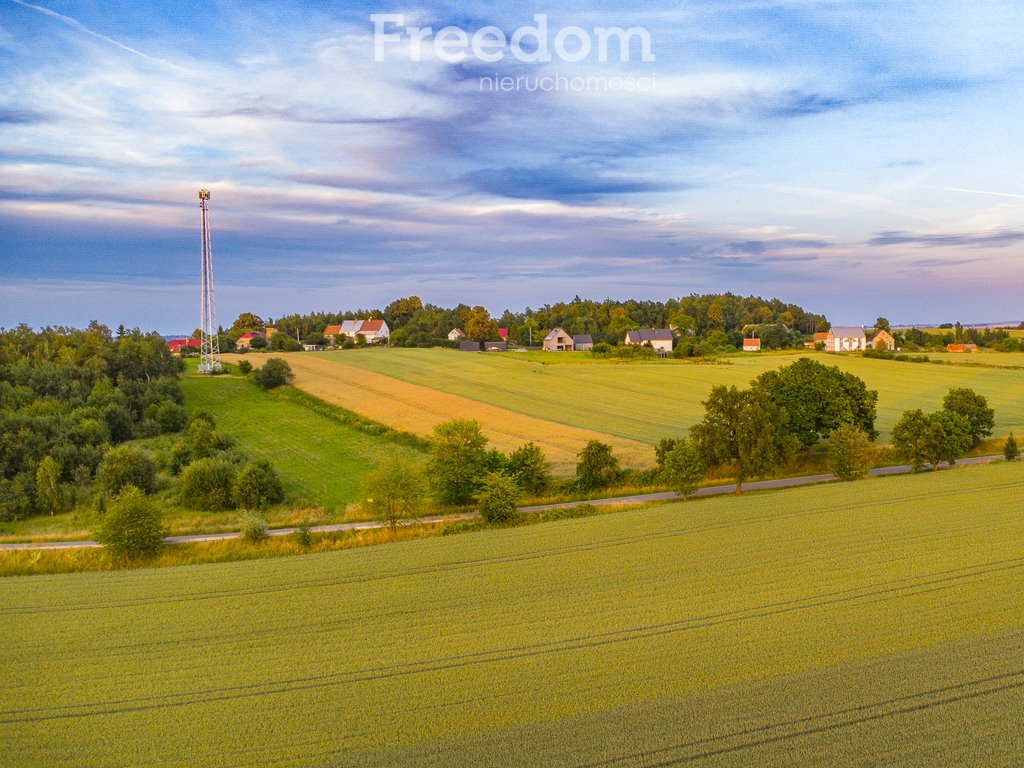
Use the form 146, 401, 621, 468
267, 348, 1024, 449
2, 461, 1022, 767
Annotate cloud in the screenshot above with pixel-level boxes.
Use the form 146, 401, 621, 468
460, 166, 679, 201
868, 230, 1024, 248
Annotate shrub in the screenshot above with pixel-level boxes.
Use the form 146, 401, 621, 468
1005, 433, 1020, 461
102, 403, 135, 443
237, 360, 253, 375
239, 511, 268, 543
294, 522, 313, 548
575, 440, 621, 491
251, 358, 295, 389
827, 424, 874, 481
233, 461, 285, 510
147, 401, 187, 434
179, 457, 237, 510
476, 472, 521, 524
506, 442, 551, 494
362, 457, 427, 529
94, 486, 166, 560
97, 445, 156, 495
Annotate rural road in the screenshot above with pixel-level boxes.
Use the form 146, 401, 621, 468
0, 455, 1004, 551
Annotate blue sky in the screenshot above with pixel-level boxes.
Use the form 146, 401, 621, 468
1, 0, 1022, 331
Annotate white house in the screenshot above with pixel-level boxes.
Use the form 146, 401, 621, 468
543, 328, 574, 352
448, 328, 466, 341
826, 327, 866, 352
624, 328, 674, 354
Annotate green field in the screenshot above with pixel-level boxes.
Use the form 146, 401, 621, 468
180, 375, 422, 511
314, 348, 1024, 443
2, 461, 1022, 766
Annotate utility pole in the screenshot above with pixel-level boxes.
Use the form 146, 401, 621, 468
198, 189, 222, 373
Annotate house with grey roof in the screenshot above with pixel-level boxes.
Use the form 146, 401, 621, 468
573, 334, 594, 351
543, 328, 574, 352
624, 328, 674, 354
825, 327, 866, 352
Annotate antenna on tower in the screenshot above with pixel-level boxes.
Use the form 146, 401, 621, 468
198, 188, 222, 374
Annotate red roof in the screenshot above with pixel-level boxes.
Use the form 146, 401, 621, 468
498, 327, 508, 339
324, 324, 342, 336
167, 338, 200, 352
239, 332, 261, 340
812, 332, 828, 341
360, 320, 384, 333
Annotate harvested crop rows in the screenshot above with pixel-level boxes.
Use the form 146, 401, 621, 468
2, 462, 1023, 767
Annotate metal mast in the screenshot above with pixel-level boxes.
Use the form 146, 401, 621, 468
198, 189, 221, 373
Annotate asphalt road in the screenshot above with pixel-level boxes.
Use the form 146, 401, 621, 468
0, 455, 1004, 551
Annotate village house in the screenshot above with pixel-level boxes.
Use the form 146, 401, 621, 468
167, 338, 201, 355
543, 328, 574, 352
573, 334, 594, 352
624, 328, 674, 354
448, 328, 466, 341
825, 327, 866, 352
946, 343, 979, 353
743, 338, 762, 352
325, 319, 390, 344
871, 330, 896, 350
235, 332, 264, 349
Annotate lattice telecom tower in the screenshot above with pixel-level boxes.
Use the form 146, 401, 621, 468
198, 188, 222, 373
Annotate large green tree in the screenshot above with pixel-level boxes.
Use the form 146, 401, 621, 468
941, 388, 994, 447
575, 440, 621, 491
428, 419, 489, 505
891, 409, 972, 471
661, 438, 704, 499
753, 358, 878, 447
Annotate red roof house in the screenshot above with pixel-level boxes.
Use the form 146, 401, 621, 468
167, 338, 201, 354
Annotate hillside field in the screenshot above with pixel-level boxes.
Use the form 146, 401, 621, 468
2, 461, 1023, 767
258, 349, 1024, 454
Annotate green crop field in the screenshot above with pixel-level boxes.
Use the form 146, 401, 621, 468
179, 375, 423, 511
2, 462, 1022, 767
305, 348, 1024, 444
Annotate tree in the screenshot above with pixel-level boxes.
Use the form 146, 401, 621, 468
891, 409, 932, 472
362, 457, 428, 530
826, 424, 874, 481
237, 360, 253, 375
98, 446, 156, 495
179, 457, 237, 510
95, 486, 166, 561
875, 317, 891, 332
251, 358, 294, 389
233, 461, 285, 510
1005, 433, 1020, 461
942, 388, 994, 447
690, 385, 797, 492
575, 440, 621, 491
661, 438, 704, 499
229, 312, 265, 337
35, 455, 64, 515
465, 306, 499, 341
428, 419, 489, 505
892, 409, 972, 472
476, 472, 521, 524
505, 442, 550, 495
753, 358, 878, 447
654, 438, 678, 468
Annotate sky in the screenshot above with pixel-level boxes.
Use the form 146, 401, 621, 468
1, 0, 1023, 332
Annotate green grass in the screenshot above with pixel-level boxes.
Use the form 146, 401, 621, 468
180, 374, 424, 511
316, 348, 1024, 443
1, 461, 1022, 766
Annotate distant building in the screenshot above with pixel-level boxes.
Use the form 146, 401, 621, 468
483, 341, 508, 352
946, 343, 979, 353
871, 330, 896, 350
235, 332, 264, 349
825, 327, 866, 352
460, 340, 481, 352
624, 328, 674, 354
573, 334, 594, 352
498, 328, 508, 340
327, 319, 390, 344
265, 327, 276, 339
167, 338, 201, 355
743, 338, 762, 352
543, 328, 574, 352
448, 328, 466, 341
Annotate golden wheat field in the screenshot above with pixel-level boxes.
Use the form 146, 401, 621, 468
227, 354, 653, 474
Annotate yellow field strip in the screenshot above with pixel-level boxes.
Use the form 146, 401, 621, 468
230, 354, 653, 473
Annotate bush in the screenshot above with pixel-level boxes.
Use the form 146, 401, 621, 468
476, 472, 521, 524
95, 486, 166, 560
362, 457, 427, 529
179, 457, 237, 510
237, 360, 253, 375
827, 424, 874, 481
239, 511, 268, 543
233, 461, 285, 510
1005, 433, 1020, 461
506, 442, 551, 494
575, 440, 621, 491
102, 403, 135, 443
294, 522, 313, 548
251, 358, 294, 389
97, 445, 157, 495
147, 401, 187, 434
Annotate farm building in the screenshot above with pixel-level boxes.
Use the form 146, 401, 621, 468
947, 343, 979, 353
167, 338, 200, 354
543, 328, 574, 352
498, 328, 508, 340
483, 341, 508, 352
871, 330, 896, 350
573, 334, 594, 351
624, 328, 674, 354
235, 332, 265, 349
825, 327, 866, 352
460, 340, 481, 352
448, 328, 466, 341
327, 319, 390, 344
743, 338, 762, 352
805, 331, 829, 349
